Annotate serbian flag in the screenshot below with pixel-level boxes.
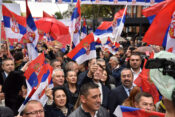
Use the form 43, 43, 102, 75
26, 0, 39, 60
2, 5, 26, 44
67, 33, 96, 65
1, 22, 6, 42
145, 0, 165, 5
18, 53, 53, 114
143, 0, 175, 46
81, 18, 87, 40
94, 21, 113, 40
70, 0, 81, 48
134, 52, 160, 104
142, 0, 167, 24
163, 10, 175, 53
113, 6, 127, 43
114, 105, 165, 117
102, 37, 120, 55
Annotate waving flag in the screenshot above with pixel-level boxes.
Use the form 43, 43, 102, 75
26, 0, 39, 60
142, 1, 167, 24
102, 37, 120, 55
114, 105, 165, 117
95, 38, 102, 47
18, 53, 53, 114
127, 0, 145, 5
113, 5, 127, 43
2, 5, 26, 44
143, 0, 175, 46
81, 18, 87, 40
67, 33, 96, 65
163, 11, 175, 53
70, 0, 81, 48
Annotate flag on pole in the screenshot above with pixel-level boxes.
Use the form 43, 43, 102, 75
2, 5, 26, 44
70, 0, 81, 48
114, 105, 165, 117
26, 0, 39, 60
18, 53, 53, 114
81, 18, 87, 40
67, 33, 96, 65
113, 5, 127, 44
142, 0, 175, 46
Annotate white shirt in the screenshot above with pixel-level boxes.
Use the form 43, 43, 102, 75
123, 85, 134, 96
96, 82, 103, 104
131, 68, 142, 81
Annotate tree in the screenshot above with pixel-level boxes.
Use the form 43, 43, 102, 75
54, 12, 63, 19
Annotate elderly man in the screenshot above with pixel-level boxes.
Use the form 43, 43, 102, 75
108, 56, 124, 86
22, 100, 44, 117
108, 68, 134, 117
68, 82, 109, 117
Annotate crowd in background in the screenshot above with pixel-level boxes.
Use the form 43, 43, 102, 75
0, 36, 174, 117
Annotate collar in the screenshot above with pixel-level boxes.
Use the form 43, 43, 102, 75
4, 71, 8, 77
81, 105, 98, 117
113, 64, 120, 70
131, 68, 142, 74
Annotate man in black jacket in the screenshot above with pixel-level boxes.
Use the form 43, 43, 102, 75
68, 82, 109, 117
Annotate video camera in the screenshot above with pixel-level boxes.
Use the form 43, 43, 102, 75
145, 58, 175, 106
145, 58, 175, 78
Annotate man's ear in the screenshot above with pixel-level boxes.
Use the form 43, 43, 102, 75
80, 95, 86, 104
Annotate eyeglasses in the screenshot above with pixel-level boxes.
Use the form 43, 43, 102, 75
25, 109, 44, 115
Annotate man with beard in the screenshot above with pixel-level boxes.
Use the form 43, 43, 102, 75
129, 53, 142, 81
108, 68, 134, 117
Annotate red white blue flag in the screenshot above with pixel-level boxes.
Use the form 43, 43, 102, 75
113, 6, 127, 43
67, 33, 96, 65
143, 0, 175, 47
26, 0, 39, 60
70, 0, 81, 48
2, 5, 26, 44
18, 53, 53, 114
102, 37, 120, 55
114, 105, 165, 117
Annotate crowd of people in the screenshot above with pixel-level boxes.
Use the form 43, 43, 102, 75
0, 38, 174, 117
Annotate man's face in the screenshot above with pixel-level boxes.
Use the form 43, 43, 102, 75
129, 55, 142, 69
81, 88, 101, 112
93, 65, 103, 83
135, 96, 154, 111
2, 60, 15, 73
97, 61, 106, 70
109, 58, 117, 70
72, 63, 79, 74
52, 71, 65, 86
23, 103, 44, 117
52, 61, 61, 69
121, 69, 133, 88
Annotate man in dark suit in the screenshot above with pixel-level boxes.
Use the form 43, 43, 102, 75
0, 58, 15, 86
108, 68, 134, 117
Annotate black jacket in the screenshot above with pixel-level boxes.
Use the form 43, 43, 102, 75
68, 106, 110, 117
45, 103, 73, 117
108, 85, 128, 117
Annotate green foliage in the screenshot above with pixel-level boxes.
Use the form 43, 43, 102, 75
3, 0, 13, 3
55, 12, 63, 19
81, 5, 119, 19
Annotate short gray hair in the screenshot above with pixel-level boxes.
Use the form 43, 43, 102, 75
110, 56, 119, 63
52, 68, 64, 78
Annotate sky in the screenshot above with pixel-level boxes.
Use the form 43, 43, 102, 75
15, 1, 68, 17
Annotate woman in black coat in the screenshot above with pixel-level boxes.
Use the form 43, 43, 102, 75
45, 86, 73, 117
